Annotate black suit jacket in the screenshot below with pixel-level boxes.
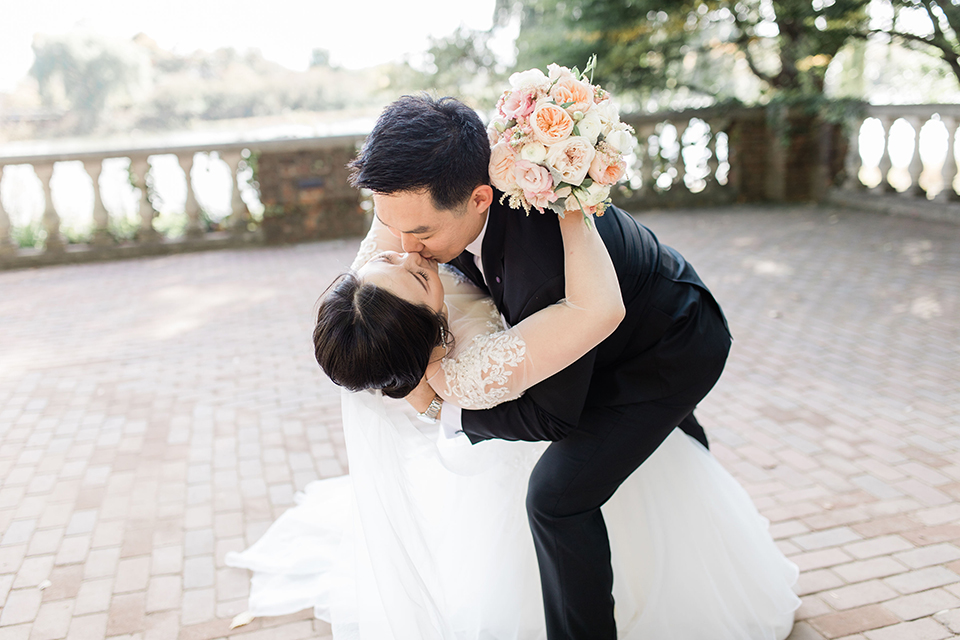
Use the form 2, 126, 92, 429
448, 193, 731, 443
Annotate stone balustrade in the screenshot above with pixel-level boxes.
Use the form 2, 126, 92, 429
829, 104, 959, 223
0, 132, 368, 269
618, 107, 740, 209
2, 103, 956, 270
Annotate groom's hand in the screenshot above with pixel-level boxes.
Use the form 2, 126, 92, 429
405, 377, 438, 415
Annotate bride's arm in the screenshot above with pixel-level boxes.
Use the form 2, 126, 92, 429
350, 215, 403, 270
424, 213, 624, 411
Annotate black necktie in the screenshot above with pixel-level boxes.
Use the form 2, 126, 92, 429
455, 251, 488, 293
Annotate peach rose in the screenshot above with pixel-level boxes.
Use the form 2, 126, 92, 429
530, 103, 575, 146
545, 136, 596, 186
550, 77, 594, 115
588, 145, 627, 185
489, 142, 518, 192
513, 159, 556, 209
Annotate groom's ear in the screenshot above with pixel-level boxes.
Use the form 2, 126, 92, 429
468, 185, 494, 215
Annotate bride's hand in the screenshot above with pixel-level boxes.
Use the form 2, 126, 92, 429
405, 377, 438, 414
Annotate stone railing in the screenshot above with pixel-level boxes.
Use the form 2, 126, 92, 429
618, 105, 846, 210
3, 103, 956, 270
617, 108, 740, 209
828, 104, 959, 223
0, 133, 368, 269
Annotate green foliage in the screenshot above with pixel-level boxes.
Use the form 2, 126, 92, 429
412, 26, 511, 108
12, 221, 44, 249
508, 0, 872, 104
880, 0, 960, 85
30, 32, 149, 133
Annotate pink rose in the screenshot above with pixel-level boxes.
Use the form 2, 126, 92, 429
530, 103, 575, 146
545, 136, 596, 186
588, 144, 627, 185
501, 89, 537, 120
489, 142, 518, 192
513, 159, 556, 209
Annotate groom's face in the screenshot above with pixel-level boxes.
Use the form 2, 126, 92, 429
373, 187, 491, 264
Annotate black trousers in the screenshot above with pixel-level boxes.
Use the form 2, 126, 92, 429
525, 364, 726, 639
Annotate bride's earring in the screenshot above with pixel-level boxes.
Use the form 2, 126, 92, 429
439, 325, 449, 357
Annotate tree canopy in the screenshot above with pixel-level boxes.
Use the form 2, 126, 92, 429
501, 0, 958, 105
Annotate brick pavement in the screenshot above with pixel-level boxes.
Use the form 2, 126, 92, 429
0, 204, 957, 639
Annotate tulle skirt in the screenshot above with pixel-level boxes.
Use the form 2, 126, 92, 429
227, 391, 799, 639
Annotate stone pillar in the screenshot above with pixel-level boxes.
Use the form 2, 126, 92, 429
938, 116, 958, 202
0, 166, 16, 257
904, 116, 926, 198
84, 159, 112, 247
178, 152, 204, 239
35, 163, 64, 253
132, 156, 160, 244
222, 151, 251, 235
842, 117, 864, 191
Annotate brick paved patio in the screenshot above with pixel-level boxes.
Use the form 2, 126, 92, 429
0, 204, 957, 640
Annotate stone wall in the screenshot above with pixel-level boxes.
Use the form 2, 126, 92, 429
257, 143, 370, 244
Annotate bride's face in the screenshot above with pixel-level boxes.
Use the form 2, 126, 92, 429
358, 251, 444, 314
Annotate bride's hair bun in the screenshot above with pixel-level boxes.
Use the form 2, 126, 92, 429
314, 272, 449, 399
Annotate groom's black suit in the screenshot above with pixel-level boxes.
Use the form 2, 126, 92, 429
449, 194, 732, 639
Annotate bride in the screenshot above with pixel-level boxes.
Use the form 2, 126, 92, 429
226, 200, 800, 638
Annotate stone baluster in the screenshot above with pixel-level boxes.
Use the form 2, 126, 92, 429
874, 116, 894, 193
178, 152, 204, 239
938, 116, 959, 202
842, 117, 864, 190
673, 119, 688, 192
35, 163, 64, 253
222, 151, 251, 235
131, 156, 160, 244
0, 165, 16, 257
904, 116, 926, 198
84, 159, 111, 247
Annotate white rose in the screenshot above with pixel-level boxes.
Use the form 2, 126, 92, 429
566, 182, 611, 210
604, 126, 636, 153
594, 99, 620, 126
545, 136, 596, 186
520, 142, 547, 164
577, 110, 602, 144
547, 63, 575, 83
509, 68, 548, 91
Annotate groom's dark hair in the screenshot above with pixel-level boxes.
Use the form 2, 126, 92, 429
348, 94, 491, 210
313, 273, 451, 399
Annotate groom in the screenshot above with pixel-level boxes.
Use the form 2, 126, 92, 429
348, 95, 732, 639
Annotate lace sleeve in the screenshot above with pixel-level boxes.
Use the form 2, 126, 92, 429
427, 298, 532, 410
438, 331, 528, 410
349, 217, 403, 271
351, 234, 381, 271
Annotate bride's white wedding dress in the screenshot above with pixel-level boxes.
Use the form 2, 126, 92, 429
226, 265, 800, 640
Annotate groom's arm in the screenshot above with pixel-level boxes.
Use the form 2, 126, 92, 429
455, 349, 597, 443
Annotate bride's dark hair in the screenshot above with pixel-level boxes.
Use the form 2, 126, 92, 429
313, 272, 451, 399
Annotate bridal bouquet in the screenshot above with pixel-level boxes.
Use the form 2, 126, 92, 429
488, 56, 634, 218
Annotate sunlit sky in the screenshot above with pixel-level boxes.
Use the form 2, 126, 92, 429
0, 0, 502, 92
